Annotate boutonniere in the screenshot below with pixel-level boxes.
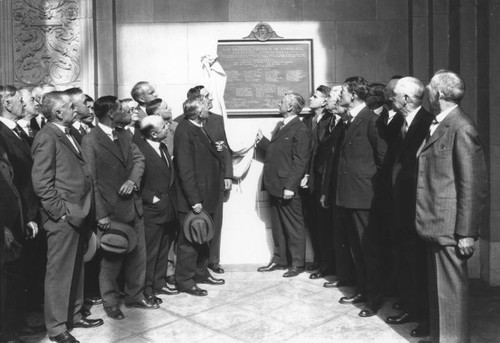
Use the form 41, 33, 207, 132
214, 141, 226, 152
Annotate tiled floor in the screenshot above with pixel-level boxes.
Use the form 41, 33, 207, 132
23, 265, 500, 343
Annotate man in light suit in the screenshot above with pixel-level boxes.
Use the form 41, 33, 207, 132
174, 95, 225, 296
81, 96, 157, 322
335, 77, 387, 317
256, 92, 311, 277
383, 77, 434, 337
415, 70, 488, 343
32, 91, 103, 343
133, 115, 179, 303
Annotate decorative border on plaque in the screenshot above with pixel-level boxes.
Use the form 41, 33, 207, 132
243, 23, 282, 42
13, 0, 81, 87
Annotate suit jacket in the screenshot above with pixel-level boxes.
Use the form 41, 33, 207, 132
176, 112, 233, 180
257, 116, 311, 198
31, 122, 93, 228
81, 125, 145, 222
415, 107, 488, 246
133, 134, 177, 223
173, 119, 223, 214
390, 107, 434, 228
320, 118, 346, 204
0, 121, 39, 223
303, 112, 333, 192
336, 105, 387, 209
0, 145, 24, 242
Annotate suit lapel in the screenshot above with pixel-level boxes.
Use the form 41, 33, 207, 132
342, 109, 367, 147
418, 108, 459, 155
46, 123, 83, 160
95, 126, 126, 165
188, 121, 219, 158
141, 138, 171, 179
0, 122, 31, 158
272, 116, 300, 142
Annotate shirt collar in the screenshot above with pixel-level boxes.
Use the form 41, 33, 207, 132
283, 114, 297, 126
72, 121, 82, 130
0, 116, 17, 130
17, 118, 29, 128
435, 104, 458, 124
189, 119, 203, 127
405, 106, 421, 127
146, 138, 160, 150
53, 122, 68, 134
349, 103, 366, 119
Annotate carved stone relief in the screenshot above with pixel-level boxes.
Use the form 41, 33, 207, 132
13, 0, 81, 87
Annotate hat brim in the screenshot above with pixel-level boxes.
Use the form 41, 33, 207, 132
182, 209, 215, 244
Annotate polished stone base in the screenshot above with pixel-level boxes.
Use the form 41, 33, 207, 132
21, 266, 500, 343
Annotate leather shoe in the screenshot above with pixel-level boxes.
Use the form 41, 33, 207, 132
84, 296, 103, 306
410, 322, 430, 337
257, 262, 287, 272
165, 275, 176, 286
359, 304, 379, 317
339, 293, 366, 304
156, 286, 180, 295
104, 305, 124, 320
208, 263, 225, 274
146, 294, 163, 305
283, 266, 304, 278
125, 298, 159, 309
72, 317, 104, 329
182, 285, 208, 296
306, 263, 320, 271
80, 308, 91, 318
386, 312, 415, 324
49, 331, 79, 343
323, 280, 354, 288
309, 268, 334, 279
198, 276, 225, 285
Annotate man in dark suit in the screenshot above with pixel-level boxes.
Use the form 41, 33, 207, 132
382, 77, 434, 337
174, 95, 225, 296
256, 92, 311, 277
320, 85, 356, 289
32, 91, 103, 343
133, 115, 180, 303
0, 141, 25, 343
0, 86, 45, 335
81, 96, 158, 321
176, 86, 233, 275
335, 77, 387, 317
415, 70, 488, 343
301, 85, 335, 278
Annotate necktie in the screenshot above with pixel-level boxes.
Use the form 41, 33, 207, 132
271, 120, 284, 139
401, 120, 408, 139
14, 124, 31, 145
311, 114, 319, 131
79, 125, 87, 136
40, 116, 46, 128
200, 126, 212, 143
346, 113, 353, 129
64, 128, 80, 153
159, 142, 170, 167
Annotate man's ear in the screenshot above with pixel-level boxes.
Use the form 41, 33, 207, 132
54, 109, 63, 120
108, 110, 114, 120
3, 99, 12, 112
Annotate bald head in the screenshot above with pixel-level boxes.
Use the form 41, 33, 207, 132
140, 115, 168, 141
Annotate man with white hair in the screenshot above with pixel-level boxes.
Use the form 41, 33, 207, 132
131, 81, 159, 120
383, 77, 434, 337
415, 70, 488, 342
